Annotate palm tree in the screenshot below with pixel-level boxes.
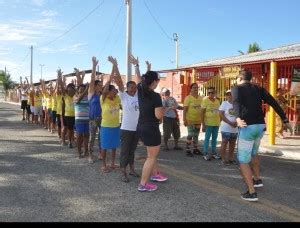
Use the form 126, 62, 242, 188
0, 70, 16, 92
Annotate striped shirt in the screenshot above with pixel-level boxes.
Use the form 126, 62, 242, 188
75, 95, 90, 123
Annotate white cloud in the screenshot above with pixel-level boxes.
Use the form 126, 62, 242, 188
0, 47, 12, 55
41, 10, 58, 17
0, 18, 63, 42
0, 24, 43, 41
39, 43, 88, 54
0, 60, 18, 68
31, 0, 45, 7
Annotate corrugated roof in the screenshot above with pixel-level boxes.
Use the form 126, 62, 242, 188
158, 43, 300, 72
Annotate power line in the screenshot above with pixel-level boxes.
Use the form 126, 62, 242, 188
143, 0, 173, 41
38, 0, 105, 48
98, 2, 124, 56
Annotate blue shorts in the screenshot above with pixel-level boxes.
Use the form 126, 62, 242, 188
100, 127, 120, 150
75, 123, 89, 135
221, 132, 238, 141
237, 124, 265, 164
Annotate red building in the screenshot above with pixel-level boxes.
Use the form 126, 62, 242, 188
157, 43, 300, 139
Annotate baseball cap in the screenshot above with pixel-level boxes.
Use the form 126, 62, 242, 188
225, 89, 231, 94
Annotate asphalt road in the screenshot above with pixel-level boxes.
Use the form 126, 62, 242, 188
0, 102, 299, 222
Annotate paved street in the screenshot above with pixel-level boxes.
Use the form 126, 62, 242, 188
0, 102, 299, 222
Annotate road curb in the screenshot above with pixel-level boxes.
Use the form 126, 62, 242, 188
259, 147, 300, 160
1, 101, 19, 106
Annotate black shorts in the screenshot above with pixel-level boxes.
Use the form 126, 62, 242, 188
26, 105, 31, 115
137, 122, 161, 147
65, 116, 75, 130
56, 114, 61, 128
21, 100, 28, 110
52, 111, 57, 124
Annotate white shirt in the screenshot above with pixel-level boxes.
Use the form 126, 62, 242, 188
219, 101, 238, 133
120, 91, 139, 131
20, 89, 28, 101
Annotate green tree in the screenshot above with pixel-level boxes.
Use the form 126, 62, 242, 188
0, 70, 16, 92
248, 42, 262, 53
238, 42, 262, 55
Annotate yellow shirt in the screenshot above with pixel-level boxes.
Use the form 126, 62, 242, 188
42, 95, 47, 107
56, 95, 63, 115
101, 95, 121, 128
64, 95, 75, 117
184, 95, 203, 125
27, 92, 31, 105
34, 95, 42, 107
51, 95, 57, 112
46, 95, 52, 109
201, 97, 220, 126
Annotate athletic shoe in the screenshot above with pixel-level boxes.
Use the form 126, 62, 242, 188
241, 191, 258, 202
203, 155, 211, 161
212, 154, 221, 160
253, 179, 263, 188
138, 183, 158, 192
150, 172, 168, 182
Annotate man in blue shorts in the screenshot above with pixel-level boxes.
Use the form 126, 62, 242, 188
232, 69, 293, 202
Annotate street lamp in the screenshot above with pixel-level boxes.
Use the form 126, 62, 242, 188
173, 33, 179, 69
39, 64, 45, 80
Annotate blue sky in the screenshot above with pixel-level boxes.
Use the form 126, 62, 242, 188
1, 0, 300, 82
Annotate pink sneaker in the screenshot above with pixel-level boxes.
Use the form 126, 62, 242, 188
150, 172, 168, 182
138, 183, 158, 192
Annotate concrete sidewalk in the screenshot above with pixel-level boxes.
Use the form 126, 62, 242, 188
176, 123, 300, 160
3, 101, 300, 160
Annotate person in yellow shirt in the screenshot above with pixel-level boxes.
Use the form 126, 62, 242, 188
201, 87, 221, 161
55, 75, 63, 141
51, 92, 57, 134
33, 86, 43, 125
183, 83, 203, 157
99, 61, 121, 173
59, 73, 76, 148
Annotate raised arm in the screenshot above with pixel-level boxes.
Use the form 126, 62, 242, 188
129, 54, 142, 84
74, 83, 89, 104
102, 60, 115, 99
108, 56, 124, 93
146, 60, 151, 72
89, 56, 98, 98
74, 68, 82, 86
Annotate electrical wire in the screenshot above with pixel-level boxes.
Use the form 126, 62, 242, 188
38, 0, 105, 48
143, 0, 173, 41
98, 1, 124, 56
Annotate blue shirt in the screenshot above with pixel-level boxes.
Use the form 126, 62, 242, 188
89, 94, 101, 120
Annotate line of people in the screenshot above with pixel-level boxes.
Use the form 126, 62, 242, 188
18, 55, 168, 192
18, 61, 293, 200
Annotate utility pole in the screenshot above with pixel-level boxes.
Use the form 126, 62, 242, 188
173, 33, 179, 69
30, 46, 33, 84
39, 64, 45, 80
125, 0, 132, 82
4, 66, 7, 75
